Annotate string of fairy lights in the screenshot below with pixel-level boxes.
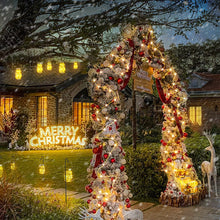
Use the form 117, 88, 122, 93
14, 61, 79, 80
86, 24, 201, 218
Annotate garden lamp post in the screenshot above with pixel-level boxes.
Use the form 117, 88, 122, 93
10, 156, 16, 170
39, 156, 45, 175
64, 158, 73, 205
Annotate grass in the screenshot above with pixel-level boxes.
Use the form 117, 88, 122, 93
0, 149, 92, 192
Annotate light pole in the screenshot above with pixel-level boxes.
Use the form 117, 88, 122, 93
64, 158, 73, 205
39, 156, 45, 175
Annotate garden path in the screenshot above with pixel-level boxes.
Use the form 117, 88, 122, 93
21, 177, 220, 220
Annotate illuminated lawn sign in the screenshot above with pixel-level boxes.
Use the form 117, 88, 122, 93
30, 126, 86, 148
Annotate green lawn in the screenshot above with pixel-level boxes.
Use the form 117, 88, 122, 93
0, 149, 92, 192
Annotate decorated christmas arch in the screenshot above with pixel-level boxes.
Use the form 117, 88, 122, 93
85, 25, 205, 219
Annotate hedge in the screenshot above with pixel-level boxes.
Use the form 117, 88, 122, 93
125, 134, 220, 201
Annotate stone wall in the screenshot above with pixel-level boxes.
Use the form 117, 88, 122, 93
57, 79, 87, 125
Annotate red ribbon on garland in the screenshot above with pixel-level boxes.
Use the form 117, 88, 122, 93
94, 146, 103, 168
173, 107, 184, 137
120, 39, 135, 90
155, 79, 171, 104
156, 79, 184, 137
92, 145, 103, 179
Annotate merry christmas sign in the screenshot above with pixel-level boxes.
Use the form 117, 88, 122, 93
29, 126, 86, 148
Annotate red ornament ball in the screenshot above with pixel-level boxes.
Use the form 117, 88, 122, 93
92, 113, 96, 118
187, 164, 192, 169
92, 209, 96, 214
110, 158, 116, 163
91, 104, 96, 108
109, 76, 114, 80
125, 198, 130, 203
87, 199, 91, 204
171, 153, 176, 157
183, 132, 188, 137
167, 158, 172, 162
162, 142, 167, 146
115, 107, 118, 111
139, 51, 145, 57
104, 153, 108, 159
126, 203, 131, 208
117, 78, 123, 84
120, 165, 125, 172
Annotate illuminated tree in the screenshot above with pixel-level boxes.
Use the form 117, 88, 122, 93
85, 25, 204, 219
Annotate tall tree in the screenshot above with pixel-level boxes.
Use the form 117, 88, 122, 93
0, 0, 219, 66
167, 39, 220, 79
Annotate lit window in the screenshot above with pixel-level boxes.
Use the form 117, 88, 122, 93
37, 96, 47, 127
73, 102, 91, 125
189, 106, 202, 125
0, 97, 13, 115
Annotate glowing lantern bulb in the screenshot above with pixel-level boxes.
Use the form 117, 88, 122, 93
10, 162, 15, 170
39, 164, 45, 175
0, 164, 3, 178
73, 62, 78, 69
65, 168, 73, 182
15, 68, 22, 80
37, 63, 43, 73
47, 61, 52, 71
59, 62, 65, 74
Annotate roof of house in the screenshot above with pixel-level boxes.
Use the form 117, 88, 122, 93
0, 62, 87, 94
0, 62, 132, 97
188, 73, 220, 97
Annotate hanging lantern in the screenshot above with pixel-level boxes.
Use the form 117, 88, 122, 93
10, 162, 15, 170
0, 164, 3, 178
15, 68, 22, 80
39, 164, 45, 175
47, 61, 52, 71
73, 62, 78, 69
37, 63, 43, 73
64, 168, 73, 182
59, 62, 65, 74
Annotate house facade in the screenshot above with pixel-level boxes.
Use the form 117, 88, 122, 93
187, 73, 220, 132
0, 61, 132, 148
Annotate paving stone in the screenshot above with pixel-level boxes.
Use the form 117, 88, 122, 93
130, 202, 154, 211
130, 200, 139, 205
73, 192, 90, 199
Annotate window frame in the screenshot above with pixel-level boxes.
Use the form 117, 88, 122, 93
189, 106, 202, 126
37, 96, 48, 128
0, 97, 13, 115
72, 100, 92, 126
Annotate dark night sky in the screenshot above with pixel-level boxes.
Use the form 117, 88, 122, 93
0, 0, 219, 48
